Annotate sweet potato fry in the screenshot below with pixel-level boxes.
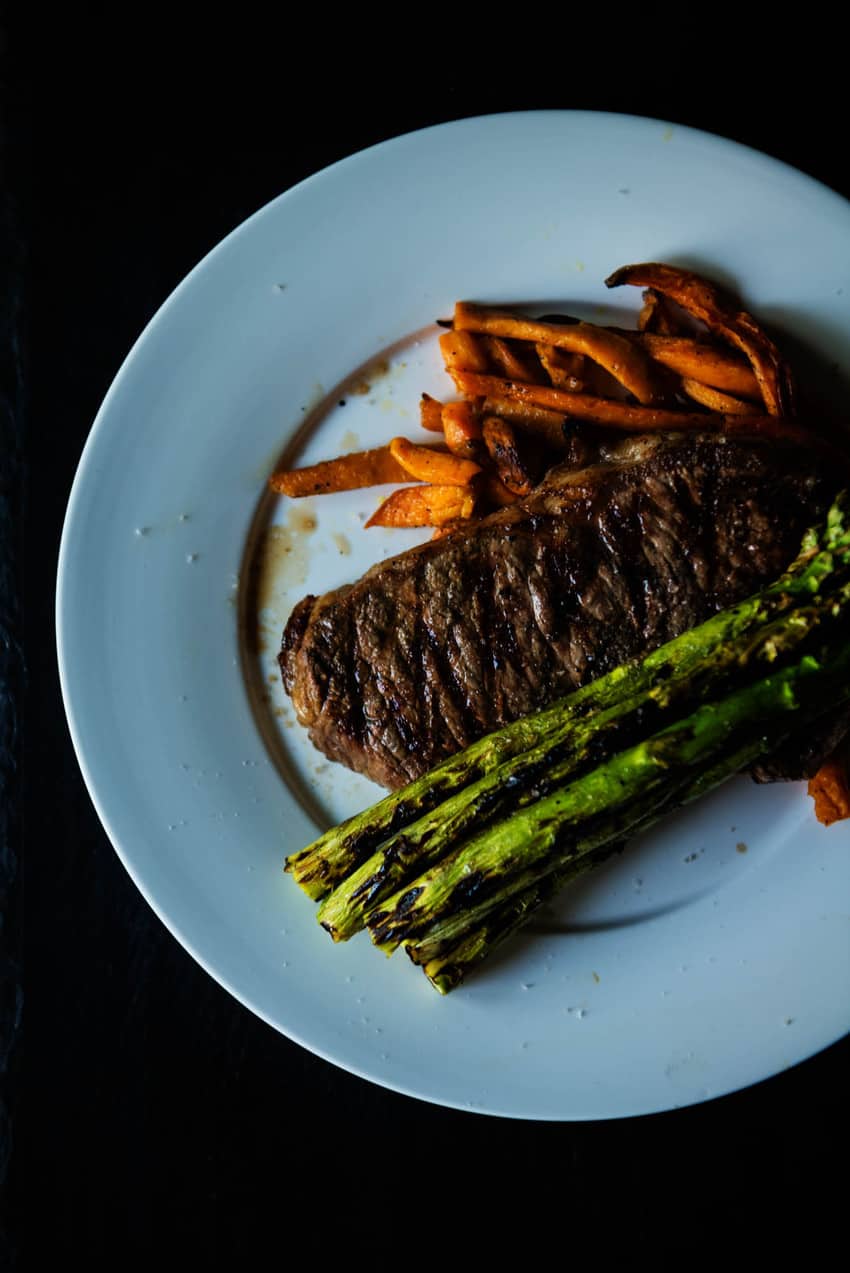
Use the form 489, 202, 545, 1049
637, 335, 760, 398
681, 377, 760, 415
606, 263, 795, 416
389, 436, 481, 485
479, 471, 521, 508
808, 750, 850, 826
481, 396, 568, 449
439, 329, 490, 374
453, 301, 660, 405
365, 484, 476, 529
441, 401, 483, 460
455, 371, 723, 432
481, 335, 545, 383
270, 445, 408, 496
482, 417, 536, 495
721, 415, 828, 450
535, 344, 586, 391
420, 393, 445, 433
637, 289, 681, 335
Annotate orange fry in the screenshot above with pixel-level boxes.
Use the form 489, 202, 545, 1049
453, 301, 659, 405
389, 436, 481, 485
455, 371, 723, 432
637, 334, 761, 398
365, 484, 476, 529
535, 344, 586, 390
481, 396, 568, 449
270, 445, 408, 497
808, 753, 850, 826
721, 415, 828, 450
606, 263, 794, 416
420, 393, 445, 433
442, 401, 483, 460
637, 289, 681, 335
479, 471, 521, 508
482, 417, 535, 495
681, 377, 760, 415
481, 335, 546, 383
439, 329, 490, 374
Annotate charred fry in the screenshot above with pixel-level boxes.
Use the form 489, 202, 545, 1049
606, 262, 795, 416
482, 416, 537, 495
481, 397, 568, 449
441, 401, 484, 460
478, 471, 522, 509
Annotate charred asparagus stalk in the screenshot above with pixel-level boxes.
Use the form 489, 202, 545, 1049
287, 496, 850, 901
408, 736, 767, 993
408, 841, 622, 989
367, 640, 850, 955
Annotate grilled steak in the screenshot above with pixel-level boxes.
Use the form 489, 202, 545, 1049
280, 432, 838, 790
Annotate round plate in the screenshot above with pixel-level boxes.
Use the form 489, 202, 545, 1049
57, 111, 850, 1119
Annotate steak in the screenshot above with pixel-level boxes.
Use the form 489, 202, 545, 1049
280, 432, 838, 790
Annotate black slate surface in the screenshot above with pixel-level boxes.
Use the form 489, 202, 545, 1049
5, 23, 850, 1262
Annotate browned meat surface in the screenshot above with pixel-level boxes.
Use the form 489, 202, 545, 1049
751, 705, 850, 783
280, 432, 836, 790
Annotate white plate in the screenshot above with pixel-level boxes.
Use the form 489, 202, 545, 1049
57, 111, 850, 1119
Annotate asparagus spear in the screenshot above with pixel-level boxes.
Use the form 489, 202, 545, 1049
408, 841, 622, 989
287, 496, 850, 901
367, 639, 850, 954
409, 736, 765, 993
317, 578, 850, 940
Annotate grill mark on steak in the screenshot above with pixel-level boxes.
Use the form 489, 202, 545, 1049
280, 432, 837, 790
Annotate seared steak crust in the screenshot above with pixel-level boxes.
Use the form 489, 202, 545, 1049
280, 433, 833, 790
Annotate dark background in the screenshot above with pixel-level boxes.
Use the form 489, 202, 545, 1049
4, 21, 850, 1263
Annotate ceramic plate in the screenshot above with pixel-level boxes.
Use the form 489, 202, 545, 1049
57, 111, 850, 1119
